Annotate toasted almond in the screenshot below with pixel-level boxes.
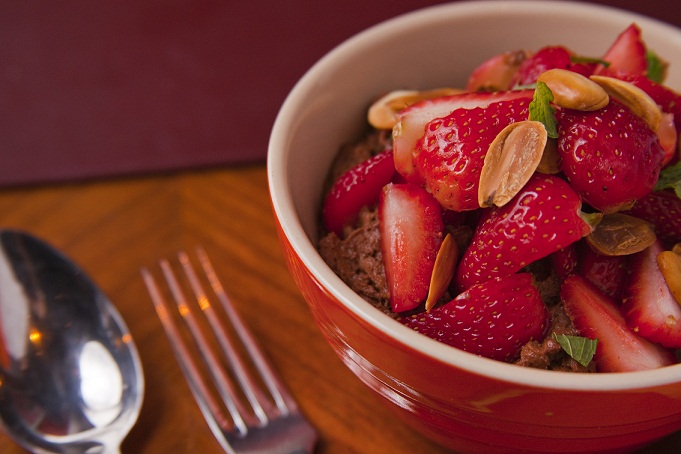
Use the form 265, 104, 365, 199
426, 233, 458, 312
657, 250, 681, 305
368, 87, 463, 129
586, 213, 656, 256
673, 242, 681, 255
478, 120, 547, 208
537, 68, 609, 111
590, 75, 662, 131
536, 138, 562, 174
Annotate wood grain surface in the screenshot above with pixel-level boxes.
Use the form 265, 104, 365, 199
0, 166, 678, 453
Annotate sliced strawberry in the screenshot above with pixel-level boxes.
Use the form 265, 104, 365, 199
557, 99, 665, 213
455, 174, 595, 290
379, 183, 444, 313
577, 242, 627, 300
622, 240, 681, 348
466, 50, 529, 92
595, 23, 647, 76
400, 273, 549, 362
625, 189, 681, 246
392, 90, 534, 184
322, 149, 396, 236
561, 274, 676, 372
411, 91, 534, 211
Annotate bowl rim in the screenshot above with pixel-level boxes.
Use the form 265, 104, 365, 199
268, 0, 681, 392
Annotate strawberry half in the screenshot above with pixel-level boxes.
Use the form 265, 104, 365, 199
621, 240, 681, 348
392, 90, 534, 185
400, 273, 549, 362
455, 174, 595, 290
561, 274, 676, 372
595, 23, 647, 76
322, 149, 396, 237
379, 183, 444, 313
557, 99, 665, 213
412, 91, 534, 211
625, 189, 681, 246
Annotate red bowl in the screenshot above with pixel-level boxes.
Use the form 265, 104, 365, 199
268, 2, 681, 452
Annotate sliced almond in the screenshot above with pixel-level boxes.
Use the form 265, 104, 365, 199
590, 75, 662, 131
478, 120, 547, 208
657, 250, 681, 306
537, 68, 609, 111
368, 87, 463, 129
536, 138, 562, 174
426, 233, 458, 312
586, 213, 656, 256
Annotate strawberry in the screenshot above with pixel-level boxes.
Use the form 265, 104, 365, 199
411, 91, 534, 211
625, 189, 681, 246
595, 23, 647, 76
322, 149, 396, 236
576, 242, 627, 300
550, 244, 578, 280
604, 71, 681, 164
392, 90, 534, 185
557, 99, 665, 213
621, 240, 681, 348
561, 274, 676, 372
466, 50, 529, 92
454, 174, 596, 290
511, 46, 595, 86
379, 183, 444, 313
400, 273, 549, 362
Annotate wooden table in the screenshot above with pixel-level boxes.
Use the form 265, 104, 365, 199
0, 165, 678, 453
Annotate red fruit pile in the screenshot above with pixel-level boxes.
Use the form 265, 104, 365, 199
319, 23, 681, 372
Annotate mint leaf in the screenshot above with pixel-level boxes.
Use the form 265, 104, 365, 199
552, 333, 598, 367
529, 81, 558, 139
646, 49, 666, 84
655, 161, 681, 198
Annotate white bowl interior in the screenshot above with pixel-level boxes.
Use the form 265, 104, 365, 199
268, 0, 681, 391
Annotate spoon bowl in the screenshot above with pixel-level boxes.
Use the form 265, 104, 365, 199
0, 229, 144, 453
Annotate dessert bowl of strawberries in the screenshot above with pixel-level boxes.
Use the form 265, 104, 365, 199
268, 1, 681, 452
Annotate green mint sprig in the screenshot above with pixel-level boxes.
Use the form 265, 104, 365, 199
529, 81, 558, 139
553, 333, 598, 367
655, 161, 681, 198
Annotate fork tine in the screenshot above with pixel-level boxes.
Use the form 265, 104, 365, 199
177, 249, 276, 424
141, 267, 249, 439
193, 246, 297, 415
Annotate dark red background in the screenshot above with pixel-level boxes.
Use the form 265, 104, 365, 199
1, 0, 680, 187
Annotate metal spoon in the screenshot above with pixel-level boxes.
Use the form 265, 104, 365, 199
0, 229, 144, 453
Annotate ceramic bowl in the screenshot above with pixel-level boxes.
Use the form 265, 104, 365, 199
267, 1, 681, 452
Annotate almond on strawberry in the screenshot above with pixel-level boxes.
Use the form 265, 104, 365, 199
455, 174, 597, 290
561, 274, 676, 372
557, 99, 665, 213
411, 92, 534, 211
392, 90, 534, 185
322, 149, 396, 236
511, 45, 596, 86
621, 239, 681, 348
379, 183, 444, 313
400, 273, 549, 362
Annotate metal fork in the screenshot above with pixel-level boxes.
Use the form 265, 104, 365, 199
141, 246, 318, 454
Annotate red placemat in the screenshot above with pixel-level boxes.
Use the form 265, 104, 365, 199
0, 0, 678, 187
